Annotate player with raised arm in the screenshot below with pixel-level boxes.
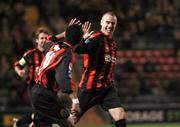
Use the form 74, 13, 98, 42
73, 11, 127, 127
30, 24, 83, 127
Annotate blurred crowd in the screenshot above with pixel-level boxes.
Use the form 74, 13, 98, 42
0, 0, 179, 107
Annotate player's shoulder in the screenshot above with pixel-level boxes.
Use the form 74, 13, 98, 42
23, 48, 36, 56
87, 31, 105, 44
62, 43, 72, 54
89, 31, 104, 39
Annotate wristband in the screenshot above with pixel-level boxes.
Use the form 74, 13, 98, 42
72, 99, 79, 104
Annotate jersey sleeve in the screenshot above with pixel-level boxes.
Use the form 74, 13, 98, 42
43, 35, 63, 54
75, 37, 100, 54
23, 50, 33, 65
14, 57, 26, 67
14, 50, 31, 68
75, 32, 103, 54
47, 35, 59, 42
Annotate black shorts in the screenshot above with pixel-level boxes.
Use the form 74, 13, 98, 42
30, 85, 69, 125
77, 86, 122, 117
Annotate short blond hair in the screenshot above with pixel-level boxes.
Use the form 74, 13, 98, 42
102, 11, 117, 19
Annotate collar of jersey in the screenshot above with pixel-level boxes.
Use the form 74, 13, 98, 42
63, 41, 73, 49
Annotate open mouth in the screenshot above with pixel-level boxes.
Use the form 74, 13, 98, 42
106, 28, 113, 32
106, 29, 112, 33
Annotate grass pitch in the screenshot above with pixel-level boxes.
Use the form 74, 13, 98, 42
77, 123, 180, 127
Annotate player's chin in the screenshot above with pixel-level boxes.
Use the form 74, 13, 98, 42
104, 32, 112, 36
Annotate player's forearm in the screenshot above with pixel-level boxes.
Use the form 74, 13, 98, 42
69, 91, 78, 100
55, 32, 65, 39
69, 86, 79, 106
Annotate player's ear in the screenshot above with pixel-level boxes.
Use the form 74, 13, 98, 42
35, 38, 38, 43
35, 38, 39, 46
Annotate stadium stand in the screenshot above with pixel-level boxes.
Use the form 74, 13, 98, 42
0, 0, 179, 125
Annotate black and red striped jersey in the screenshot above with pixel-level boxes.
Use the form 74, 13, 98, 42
14, 48, 44, 84
36, 41, 75, 93
14, 35, 61, 85
75, 31, 117, 90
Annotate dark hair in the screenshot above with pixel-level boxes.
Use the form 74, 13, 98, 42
65, 24, 83, 46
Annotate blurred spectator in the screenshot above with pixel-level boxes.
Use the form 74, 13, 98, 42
173, 29, 180, 57
137, 20, 147, 36
11, 25, 33, 57
138, 78, 152, 95
143, 56, 156, 72
128, 77, 140, 97
6, 86, 21, 107
148, 14, 171, 38
166, 79, 180, 96
121, 31, 133, 49
150, 79, 166, 96
121, 58, 137, 73
0, 55, 17, 88
11, 1, 25, 26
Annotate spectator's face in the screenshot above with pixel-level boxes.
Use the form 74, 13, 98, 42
101, 14, 117, 37
175, 31, 180, 40
36, 32, 48, 51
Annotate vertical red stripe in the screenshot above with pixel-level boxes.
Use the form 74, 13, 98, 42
79, 71, 86, 88
34, 51, 39, 66
104, 37, 109, 53
83, 54, 89, 68
29, 66, 33, 82
86, 70, 96, 90
34, 52, 39, 79
107, 42, 116, 81
98, 37, 109, 79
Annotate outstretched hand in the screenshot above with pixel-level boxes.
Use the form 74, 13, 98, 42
55, 18, 82, 39
82, 21, 94, 39
68, 19, 94, 40
68, 18, 82, 26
